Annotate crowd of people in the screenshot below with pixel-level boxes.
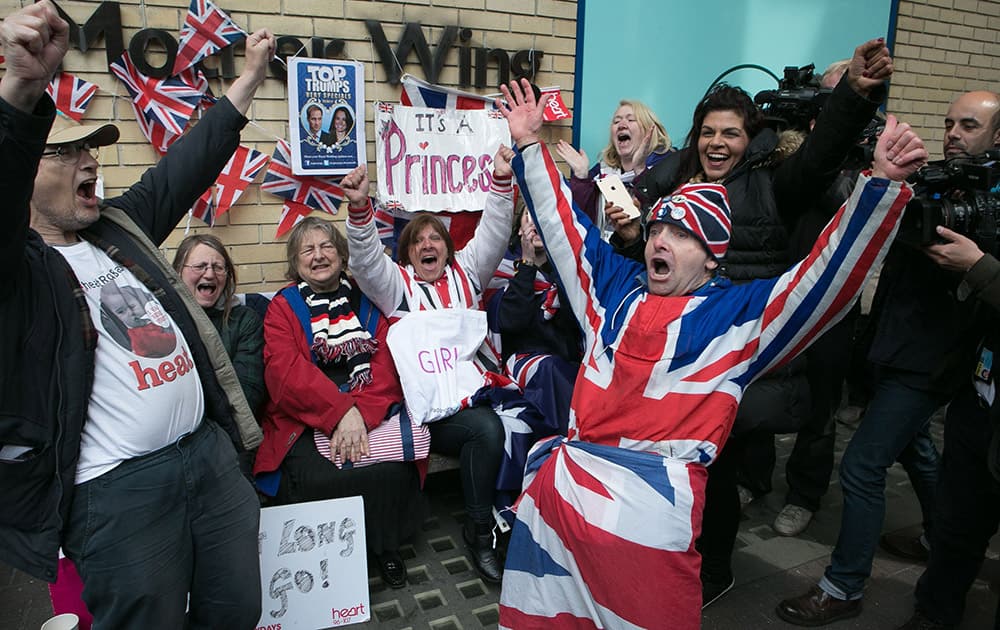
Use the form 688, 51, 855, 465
3, 1, 1000, 629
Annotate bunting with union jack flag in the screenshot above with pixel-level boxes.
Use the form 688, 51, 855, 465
110, 51, 207, 137
172, 0, 247, 75
275, 199, 313, 238
45, 72, 98, 123
261, 140, 344, 215
214, 144, 270, 216
189, 188, 216, 226
187, 144, 269, 226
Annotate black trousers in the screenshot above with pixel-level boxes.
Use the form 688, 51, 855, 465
916, 384, 1000, 626
428, 405, 504, 525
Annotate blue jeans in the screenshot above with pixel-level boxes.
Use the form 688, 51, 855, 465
820, 370, 942, 600
63, 421, 262, 630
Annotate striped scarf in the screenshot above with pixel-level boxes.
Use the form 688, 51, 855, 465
299, 278, 378, 389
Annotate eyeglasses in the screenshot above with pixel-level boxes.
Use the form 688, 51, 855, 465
41, 142, 100, 164
183, 262, 228, 275
299, 242, 338, 258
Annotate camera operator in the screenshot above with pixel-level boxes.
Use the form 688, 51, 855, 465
896, 227, 1000, 630
778, 90, 1000, 627
601, 40, 893, 608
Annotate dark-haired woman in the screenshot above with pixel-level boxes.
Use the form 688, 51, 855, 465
341, 147, 516, 584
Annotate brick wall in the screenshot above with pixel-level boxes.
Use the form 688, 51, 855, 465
890, 0, 1000, 159
10, 0, 992, 293
1, 0, 577, 292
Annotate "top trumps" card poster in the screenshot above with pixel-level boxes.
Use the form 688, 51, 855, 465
288, 58, 366, 176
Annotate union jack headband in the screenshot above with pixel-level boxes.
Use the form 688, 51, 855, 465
649, 183, 732, 259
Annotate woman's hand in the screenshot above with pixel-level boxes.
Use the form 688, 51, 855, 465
493, 144, 515, 179
340, 164, 370, 208
604, 200, 642, 245
555, 140, 590, 179
330, 407, 369, 464
872, 114, 927, 182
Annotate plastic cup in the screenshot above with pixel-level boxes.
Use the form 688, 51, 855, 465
40, 613, 79, 630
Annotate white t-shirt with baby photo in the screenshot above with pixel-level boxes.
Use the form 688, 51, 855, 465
57, 240, 204, 483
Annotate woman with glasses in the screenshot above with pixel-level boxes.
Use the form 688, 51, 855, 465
172, 234, 266, 417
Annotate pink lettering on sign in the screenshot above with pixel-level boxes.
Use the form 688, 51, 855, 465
418, 347, 460, 373
381, 116, 496, 196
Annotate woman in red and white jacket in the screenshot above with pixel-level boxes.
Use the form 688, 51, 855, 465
341, 146, 516, 584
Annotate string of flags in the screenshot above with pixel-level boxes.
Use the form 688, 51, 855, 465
16, 0, 572, 238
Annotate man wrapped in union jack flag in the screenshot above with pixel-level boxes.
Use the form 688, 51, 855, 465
493, 78, 929, 629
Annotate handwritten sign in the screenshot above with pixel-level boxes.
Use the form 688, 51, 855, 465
375, 102, 510, 213
257, 496, 369, 629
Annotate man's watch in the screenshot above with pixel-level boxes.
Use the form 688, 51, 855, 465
514, 259, 537, 271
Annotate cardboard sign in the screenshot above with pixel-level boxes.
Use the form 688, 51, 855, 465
257, 496, 369, 629
375, 102, 511, 213
288, 58, 366, 176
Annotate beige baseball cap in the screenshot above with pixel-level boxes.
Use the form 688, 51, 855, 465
46, 113, 119, 147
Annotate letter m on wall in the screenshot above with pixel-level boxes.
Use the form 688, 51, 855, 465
51, 0, 125, 69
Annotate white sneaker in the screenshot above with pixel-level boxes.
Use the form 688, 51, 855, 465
773, 504, 813, 536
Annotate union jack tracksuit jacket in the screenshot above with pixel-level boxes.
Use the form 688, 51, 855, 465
499, 142, 912, 630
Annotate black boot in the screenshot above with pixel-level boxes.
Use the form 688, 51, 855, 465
463, 520, 502, 584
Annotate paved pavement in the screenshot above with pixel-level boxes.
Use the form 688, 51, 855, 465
4, 411, 998, 629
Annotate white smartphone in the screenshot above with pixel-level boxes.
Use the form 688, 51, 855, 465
596, 174, 640, 220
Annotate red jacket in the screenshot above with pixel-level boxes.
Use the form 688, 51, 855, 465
253, 289, 403, 474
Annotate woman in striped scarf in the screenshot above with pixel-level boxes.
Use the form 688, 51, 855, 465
254, 217, 423, 590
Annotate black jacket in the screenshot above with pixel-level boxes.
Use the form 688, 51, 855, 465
493, 261, 583, 363
0, 94, 260, 581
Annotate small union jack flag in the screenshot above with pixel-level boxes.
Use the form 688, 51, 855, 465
214, 145, 269, 216
45, 72, 98, 122
127, 98, 182, 156
189, 188, 216, 226
275, 199, 313, 238
399, 74, 497, 110
261, 140, 344, 215
172, 0, 247, 75
110, 51, 206, 137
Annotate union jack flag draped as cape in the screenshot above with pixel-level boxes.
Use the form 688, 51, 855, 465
261, 140, 344, 215
498, 143, 912, 629
172, 0, 247, 75
45, 72, 98, 122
